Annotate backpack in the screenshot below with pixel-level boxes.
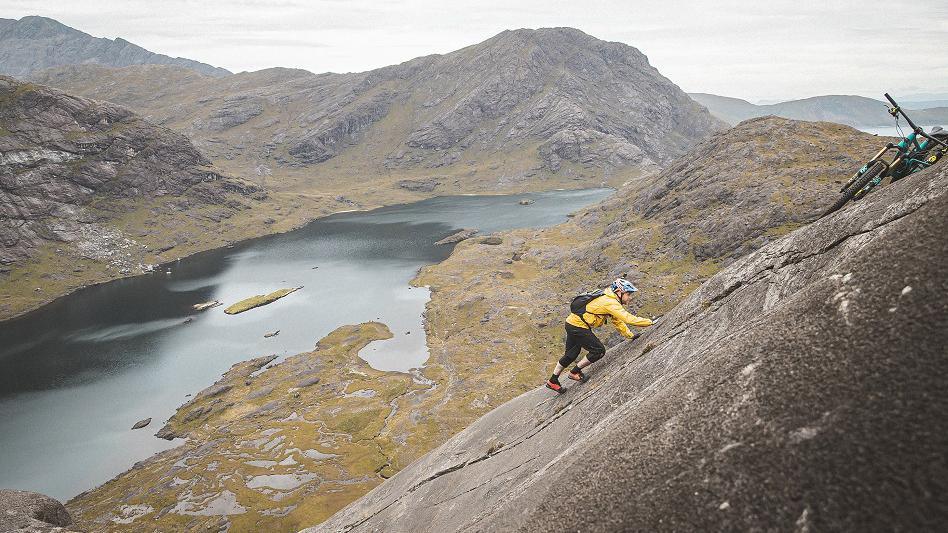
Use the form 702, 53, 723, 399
570, 290, 606, 327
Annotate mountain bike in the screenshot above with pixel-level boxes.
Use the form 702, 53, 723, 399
822, 93, 948, 217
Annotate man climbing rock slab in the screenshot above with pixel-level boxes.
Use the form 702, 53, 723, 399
546, 277, 653, 392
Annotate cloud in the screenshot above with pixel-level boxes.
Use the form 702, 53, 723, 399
4, 0, 947, 100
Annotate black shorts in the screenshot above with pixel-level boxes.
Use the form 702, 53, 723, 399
559, 323, 606, 366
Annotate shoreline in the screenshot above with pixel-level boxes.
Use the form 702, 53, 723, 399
56, 223, 455, 514
0, 201, 376, 325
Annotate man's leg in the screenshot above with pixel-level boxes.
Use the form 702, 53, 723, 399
572, 329, 605, 372
552, 325, 583, 381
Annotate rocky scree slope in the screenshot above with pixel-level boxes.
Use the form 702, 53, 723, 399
0, 76, 265, 319
0, 16, 230, 78
31, 28, 722, 194
311, 131, 948, 533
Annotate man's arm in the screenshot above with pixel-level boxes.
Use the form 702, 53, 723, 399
612, 318, 634, 338
602, 299, 653, 338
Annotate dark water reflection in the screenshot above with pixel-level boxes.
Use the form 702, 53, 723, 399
0, 188, 611, 500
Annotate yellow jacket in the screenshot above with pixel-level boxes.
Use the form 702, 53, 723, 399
566, 288, 653, 338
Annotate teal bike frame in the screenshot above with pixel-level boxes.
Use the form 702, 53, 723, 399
842, 93, 947, 197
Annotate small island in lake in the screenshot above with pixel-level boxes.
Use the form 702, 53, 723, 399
224, 287, 302, 315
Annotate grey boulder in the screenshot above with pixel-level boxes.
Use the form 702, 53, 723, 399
0, 489, 75, 532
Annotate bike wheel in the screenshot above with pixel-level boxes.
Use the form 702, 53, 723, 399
821, 161, 886, 218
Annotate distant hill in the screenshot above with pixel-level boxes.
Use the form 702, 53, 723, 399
690, 92, 948, 128
0, 16, 230, 78
900, 99, 948, 110
899, 92, 948, 109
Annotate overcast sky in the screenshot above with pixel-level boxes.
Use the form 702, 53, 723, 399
5, 0, 948, 102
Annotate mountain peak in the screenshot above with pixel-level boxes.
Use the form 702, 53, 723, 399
499, 26, 593, 40
2, 15, 78, 39
486, 26, 627, 52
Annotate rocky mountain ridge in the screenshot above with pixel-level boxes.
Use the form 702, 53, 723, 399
311, 129, 948, 533
0, 16, 230, 78
30, 28, 724, 193
690, 92, 948, 127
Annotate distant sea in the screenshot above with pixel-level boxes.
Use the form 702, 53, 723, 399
857, 125, 944, 137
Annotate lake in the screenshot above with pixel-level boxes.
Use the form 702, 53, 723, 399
0, 188, 612, 501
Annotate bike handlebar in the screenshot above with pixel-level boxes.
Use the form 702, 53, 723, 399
884, 92, 925, 135
882, 93, 948, 149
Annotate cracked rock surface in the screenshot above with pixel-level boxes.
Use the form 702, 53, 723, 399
309, 157, 948, 531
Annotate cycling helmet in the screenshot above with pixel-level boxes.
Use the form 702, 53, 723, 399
611, 278, 638, 293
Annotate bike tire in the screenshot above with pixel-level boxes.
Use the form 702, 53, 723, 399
821, 161, 886, 218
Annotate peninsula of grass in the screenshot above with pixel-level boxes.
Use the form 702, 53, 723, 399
224, 286, 302, 314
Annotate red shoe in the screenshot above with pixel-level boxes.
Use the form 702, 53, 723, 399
568, 368, 588, 382
545, 379, 564, 393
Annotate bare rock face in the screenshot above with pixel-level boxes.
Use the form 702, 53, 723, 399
309, 153, 948, 531
0, 16, 229, 78
393, 28, 718, 166
0, 489, 76, 532
203, 96, 264, 131
0, 76, 262, 265
288, 96, 392, 164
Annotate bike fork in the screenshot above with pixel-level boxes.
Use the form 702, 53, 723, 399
854, 174, 884, 200
842, 145, 892, 192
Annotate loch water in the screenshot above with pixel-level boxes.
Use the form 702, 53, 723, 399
0, 188, 612, 500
